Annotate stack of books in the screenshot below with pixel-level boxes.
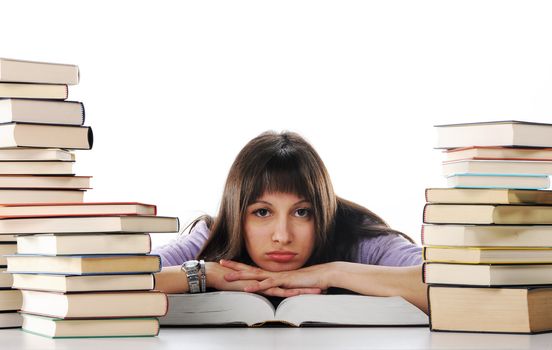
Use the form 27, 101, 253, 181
423, 121, 552, 334
0, 58, 180, 338
0, 58, 91, 329
5, 203, 179, 338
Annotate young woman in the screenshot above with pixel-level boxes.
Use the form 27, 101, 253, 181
153, 131, 428, 313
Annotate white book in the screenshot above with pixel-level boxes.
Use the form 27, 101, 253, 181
0, 175, 89, 189
17, 234, 151, 255
422, 224, 552, 247
442, 159, 552, 176
160, 292, 428, 327
0, 161, 74, 175
435, 121, 552, 148
12, 274, 154, 293
0, 99, 84, 125
447, 174, 549, 190
0, 149, 74, 161
0, 58, 79, 85
0, 83, 67, 100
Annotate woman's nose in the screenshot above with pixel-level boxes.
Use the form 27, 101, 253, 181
271, 216, 292, 244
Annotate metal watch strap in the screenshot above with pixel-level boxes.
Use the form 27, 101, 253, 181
182, 260, 201, 294
199, 259, 206, 293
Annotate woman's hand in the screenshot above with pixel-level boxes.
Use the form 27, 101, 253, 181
220, 259, 333, 296
207, 262, 321, 297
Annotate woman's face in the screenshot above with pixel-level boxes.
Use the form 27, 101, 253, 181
244, 191, 315, 272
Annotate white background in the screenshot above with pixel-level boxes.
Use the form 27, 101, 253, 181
2, 1, 552, 247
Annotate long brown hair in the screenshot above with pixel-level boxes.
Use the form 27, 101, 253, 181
196, 131, 412, 264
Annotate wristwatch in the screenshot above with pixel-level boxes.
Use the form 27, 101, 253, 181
182, 260, 201, 293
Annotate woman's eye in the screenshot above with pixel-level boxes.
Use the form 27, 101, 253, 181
253, 208, 270, 217
295, 208, 311, 217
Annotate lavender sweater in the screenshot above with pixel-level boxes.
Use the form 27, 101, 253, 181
152, 221, 422, 267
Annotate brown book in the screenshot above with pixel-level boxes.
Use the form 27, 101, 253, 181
0, 202, 156, 218
20, 290, 167, 319
421, 224, 552, 247
0, 58, 79, 85
7, 254, 161, 275
22, 315, 159, 338
0, 215, 178, 235
0, 83, 67, 100
0, 99, 84, 125
424, 203, 552, 224
429, 286, 552, 334
423, 262, 552, 286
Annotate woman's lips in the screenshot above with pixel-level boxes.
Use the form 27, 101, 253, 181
266, 252, 297, 263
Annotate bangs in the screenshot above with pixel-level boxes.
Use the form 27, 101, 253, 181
248, 155, 312, 204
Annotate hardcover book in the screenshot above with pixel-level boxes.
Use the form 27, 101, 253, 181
435, 120, 552, 148
12, 274, 154, 293
16, 234, 151, 255
20, 290, 167, 319
160, 292, 428, 327
0, 202, 156, 218
0, 58, 79, 85
0, 99, 84, 125
7, 254, 162, 275
423, 246, 552, 264
423, 263, 552, 286
0, 215, 178, 235
423, 203, 552, 224
0, 123, 92, 150
425, 188, 552, 205
421, 224, 552, 247
0, 83, 67, 100
22, 315, 159, 338
444, 146, 552, 162
429, 286, 552, 334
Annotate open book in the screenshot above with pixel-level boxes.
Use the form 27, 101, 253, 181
160, 291, 428, 327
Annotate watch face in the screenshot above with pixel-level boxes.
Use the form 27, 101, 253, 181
185, 260, 199, 269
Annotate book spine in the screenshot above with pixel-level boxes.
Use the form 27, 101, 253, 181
422, 247, 428, 261
424, 188, 430, 202
64, 85, 68, 100
421, 263, 427, 284
420, 225, 425, 245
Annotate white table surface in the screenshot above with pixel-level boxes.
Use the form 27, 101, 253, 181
2, 326, 552, 350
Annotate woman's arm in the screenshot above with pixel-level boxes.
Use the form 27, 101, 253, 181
222, 260, 428, 314
154, 262, 322, 296
329, 262, 428, 314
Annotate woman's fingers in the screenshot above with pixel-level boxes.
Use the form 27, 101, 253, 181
224, 269, 268, 281
219, 259, 258, 272
259, 287, 322, 297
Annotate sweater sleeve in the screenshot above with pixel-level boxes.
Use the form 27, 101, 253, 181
151, 220, 210, 267
356, 233, 422, 267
